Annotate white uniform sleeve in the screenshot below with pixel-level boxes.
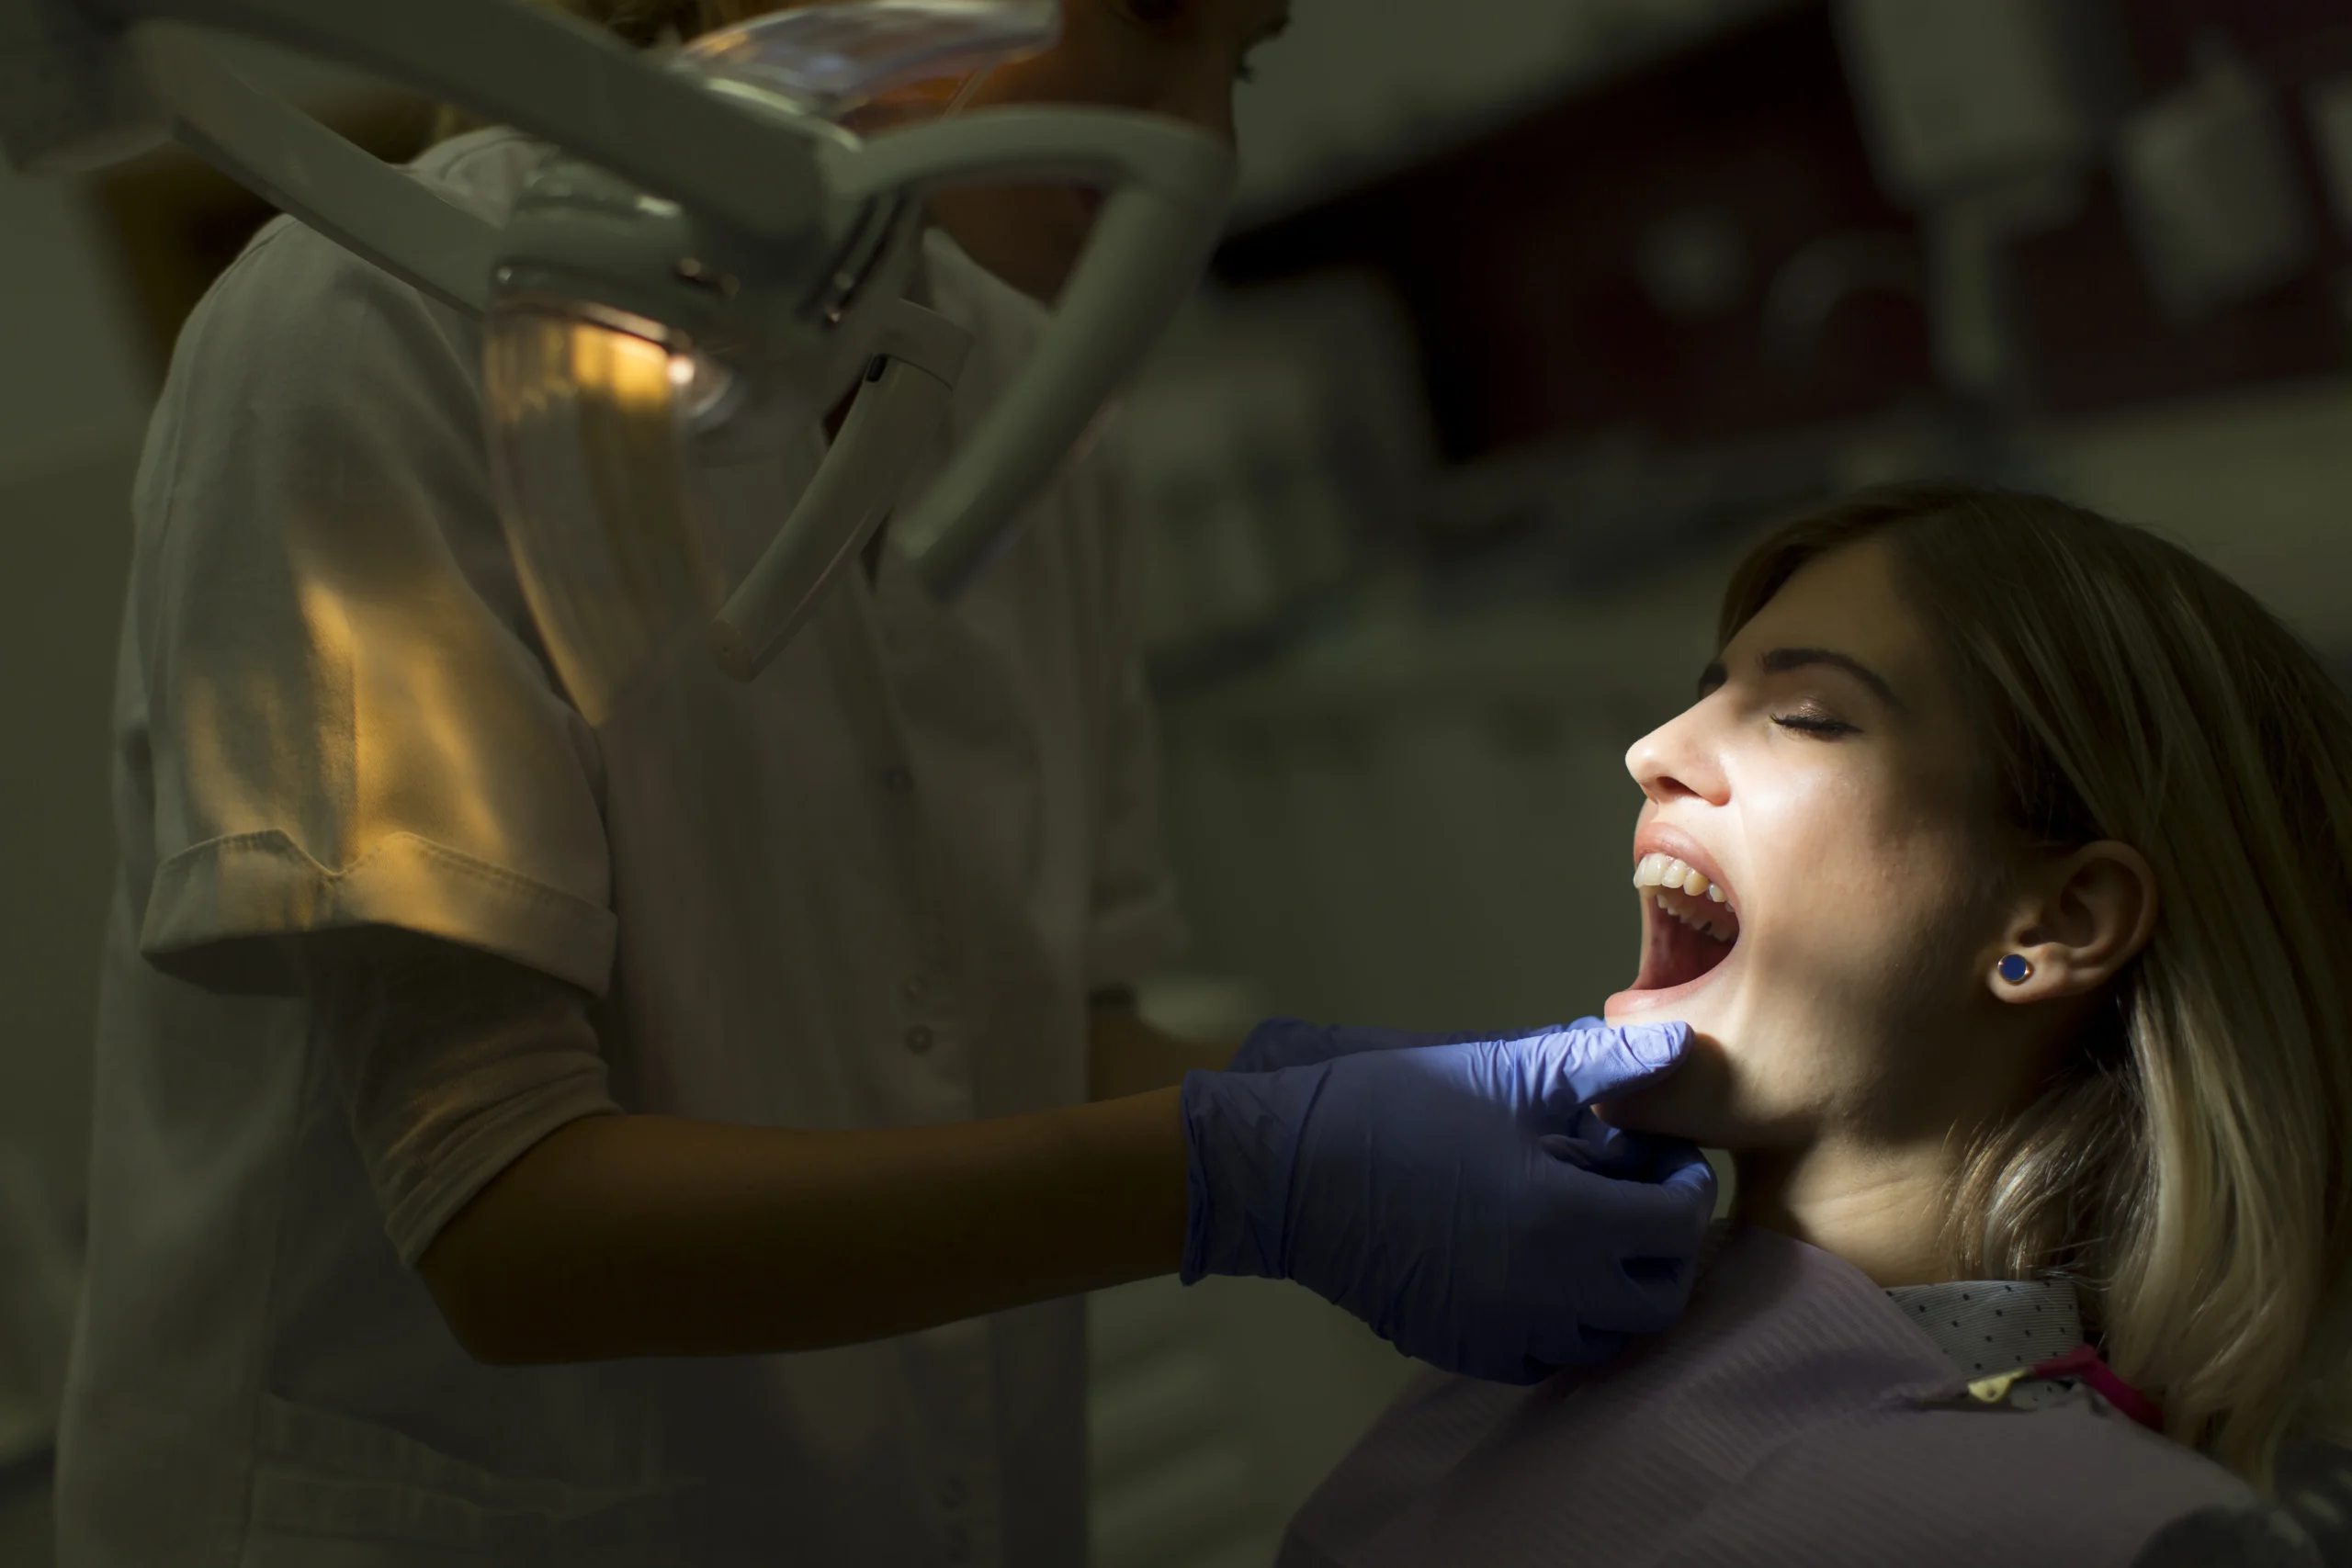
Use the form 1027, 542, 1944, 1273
306, 926, 621, 1267
1080, 452, 1189, 992
126, 214, 616, 995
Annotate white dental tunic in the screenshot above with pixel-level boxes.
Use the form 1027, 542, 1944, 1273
54, 127, 1184, 1568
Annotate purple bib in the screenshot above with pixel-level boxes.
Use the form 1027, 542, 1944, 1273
1280, 1224, 2260, 1568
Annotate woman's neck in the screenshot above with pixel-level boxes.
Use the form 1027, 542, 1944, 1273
1731, 1141, 1962, 1287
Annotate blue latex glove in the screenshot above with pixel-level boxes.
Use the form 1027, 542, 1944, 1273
1182, 1021, 1717, 1384
1230, 1015, 1611, 1073
1539, 1107, 1713, 1186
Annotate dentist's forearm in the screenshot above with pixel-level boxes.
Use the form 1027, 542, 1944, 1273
418, 1092, 1190, 1364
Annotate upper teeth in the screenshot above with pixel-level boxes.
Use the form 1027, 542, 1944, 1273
1632, 852, 1729, 905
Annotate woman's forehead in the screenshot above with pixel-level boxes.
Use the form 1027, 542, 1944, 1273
1727, 538, 1934, 683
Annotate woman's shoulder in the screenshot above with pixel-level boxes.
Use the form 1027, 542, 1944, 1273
1832, 1395, 2296, 1562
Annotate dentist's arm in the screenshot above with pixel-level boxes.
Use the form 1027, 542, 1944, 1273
422, 1092, 1192, 1362
315, 928, 1713, 1376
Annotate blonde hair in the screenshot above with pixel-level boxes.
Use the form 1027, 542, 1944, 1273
1718, 482, 2352, 1495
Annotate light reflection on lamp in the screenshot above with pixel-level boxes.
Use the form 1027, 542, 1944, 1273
485, 307, 723, 726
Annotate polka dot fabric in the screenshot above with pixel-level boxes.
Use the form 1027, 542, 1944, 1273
1883, 1277, 2085, 1384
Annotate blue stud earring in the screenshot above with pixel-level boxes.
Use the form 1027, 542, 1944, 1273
1997, 954, 2034, 985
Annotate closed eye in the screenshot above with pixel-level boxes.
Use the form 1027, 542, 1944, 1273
1773, 715, 1859, 738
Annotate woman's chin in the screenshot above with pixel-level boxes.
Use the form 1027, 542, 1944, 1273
1591, 1015, 1740, 1145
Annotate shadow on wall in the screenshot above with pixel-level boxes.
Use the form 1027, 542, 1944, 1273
0, 430, 137, 1568
0, 435, 141, 1201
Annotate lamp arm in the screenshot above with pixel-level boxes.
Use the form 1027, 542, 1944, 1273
812, 110, 1233, 596
131, 22, 499, 314
97, 0, 831, 241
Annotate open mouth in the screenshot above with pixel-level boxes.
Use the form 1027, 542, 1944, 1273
1626, 851, 1740, 1000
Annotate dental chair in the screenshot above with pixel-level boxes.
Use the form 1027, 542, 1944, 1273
2277, 1438, 2352, 1563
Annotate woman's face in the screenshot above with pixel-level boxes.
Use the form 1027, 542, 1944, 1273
927, 0, 1291, 300
1600, 537, 2043, 1154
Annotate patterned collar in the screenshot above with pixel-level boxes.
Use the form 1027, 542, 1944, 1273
1883, 1277, 2085, 1384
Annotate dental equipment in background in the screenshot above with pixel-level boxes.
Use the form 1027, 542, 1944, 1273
0, 0, 1235, 721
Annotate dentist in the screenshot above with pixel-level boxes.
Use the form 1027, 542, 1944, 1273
54, 1, 1717, 1564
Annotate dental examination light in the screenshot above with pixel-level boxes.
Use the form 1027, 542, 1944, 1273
0, 0, 1235, 721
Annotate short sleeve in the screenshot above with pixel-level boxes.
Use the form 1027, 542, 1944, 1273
305, 926, 621, 1267
1079, 453, 1189, 991
123, 212, 617, 996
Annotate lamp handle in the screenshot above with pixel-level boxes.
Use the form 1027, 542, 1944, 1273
818, 108, 1235, 598
709, 298, 973, 682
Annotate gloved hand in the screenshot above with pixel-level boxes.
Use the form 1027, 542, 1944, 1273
1538, 1106, 1714, 1186
1182, 1021, 1716, 1384
1229, 1015, 1610, 1073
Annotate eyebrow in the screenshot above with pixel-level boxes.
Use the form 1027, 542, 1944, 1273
1698, 648, 1907, 710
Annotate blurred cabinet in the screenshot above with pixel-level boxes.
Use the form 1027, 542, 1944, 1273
1090, 1272, 1415, 1568
1113, 276, 1434, 682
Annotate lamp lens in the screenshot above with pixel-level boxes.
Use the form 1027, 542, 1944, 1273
484, 304, 727, 725
681, 0, 1059, 131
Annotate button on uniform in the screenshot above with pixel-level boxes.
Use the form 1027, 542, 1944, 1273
904, 1024, 935, 1055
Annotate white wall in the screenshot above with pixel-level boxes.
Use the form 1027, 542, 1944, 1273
0, 156, 150, 1564
0, 168, 150, 471
2051, 377, 2352, 653
0, 164, 153, 1190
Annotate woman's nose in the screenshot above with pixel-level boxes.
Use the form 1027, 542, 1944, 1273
1625, 708, 1728, 807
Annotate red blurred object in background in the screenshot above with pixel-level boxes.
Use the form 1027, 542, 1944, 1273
1218, 1, 2352, 465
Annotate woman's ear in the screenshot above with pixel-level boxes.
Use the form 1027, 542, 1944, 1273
1987, 841, 2159, 1004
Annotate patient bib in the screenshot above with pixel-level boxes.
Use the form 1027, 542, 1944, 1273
1278, 1224, 2303, 1568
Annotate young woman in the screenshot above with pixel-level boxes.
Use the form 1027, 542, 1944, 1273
51, 3, 1723, 1564
1277, 484, 2352, 1567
